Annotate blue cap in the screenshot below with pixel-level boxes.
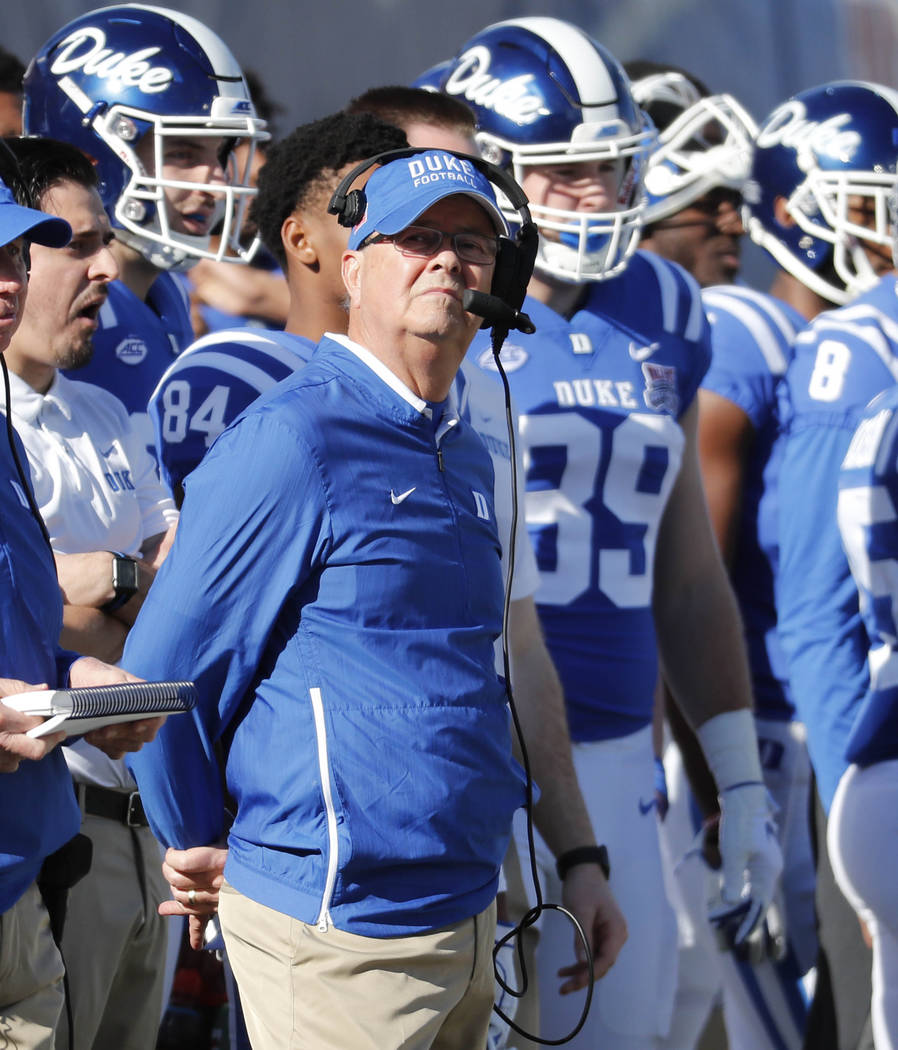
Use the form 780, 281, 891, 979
348, 150, 509, 250
0, 177, 71, 249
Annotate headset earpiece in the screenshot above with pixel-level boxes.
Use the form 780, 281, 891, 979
484, 222, 539, 329
337, 189, 366, 228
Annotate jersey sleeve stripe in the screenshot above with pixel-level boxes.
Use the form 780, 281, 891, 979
702, 290, 791, 375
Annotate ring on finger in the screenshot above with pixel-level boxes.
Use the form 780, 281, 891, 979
187, 889, 197, 906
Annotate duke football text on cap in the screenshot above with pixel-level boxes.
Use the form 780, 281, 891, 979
0, 177, 71, 249
348, 151, 509, 250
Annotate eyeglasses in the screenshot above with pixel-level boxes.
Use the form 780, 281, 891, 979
362, 225, 498, 265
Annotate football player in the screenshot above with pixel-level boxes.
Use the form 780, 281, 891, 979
23, 4, 268, 456
629, 65, 815, 1050
429, 18, 782, 1049
833, 382, 898, 1050
745, 83, 897, 320
775, 80, 898, 1050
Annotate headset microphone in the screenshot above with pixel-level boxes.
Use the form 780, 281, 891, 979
463, 290, 535, 334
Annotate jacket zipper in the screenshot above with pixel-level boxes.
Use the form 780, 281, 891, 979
309, 686, 338, 931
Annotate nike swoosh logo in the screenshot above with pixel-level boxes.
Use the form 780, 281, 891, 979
628, 341, 661, 361
390, 487, 416, 505
100, 446, 116, 458
638, 798, 657, 815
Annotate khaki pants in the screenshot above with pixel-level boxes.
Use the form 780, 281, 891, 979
0, 881, 65, 1050
219, 880, 497, 1050
56, 813, 168, 1050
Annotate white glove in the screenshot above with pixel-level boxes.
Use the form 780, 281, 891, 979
711, 781, 783, 948
696, 710, 784, 950
487, 922, 518, 1050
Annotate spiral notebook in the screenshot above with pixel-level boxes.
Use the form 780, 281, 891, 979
4, 681, 197, 738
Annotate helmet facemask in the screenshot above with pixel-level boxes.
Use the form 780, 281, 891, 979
479, 116, 655, 283
640, 92, 758, 224
94, 99, 267, 271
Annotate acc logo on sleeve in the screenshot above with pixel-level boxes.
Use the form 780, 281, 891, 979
115, 336, 149, 366
477, 344, 528, 373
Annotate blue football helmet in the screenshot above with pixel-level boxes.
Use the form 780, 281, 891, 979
629, 70, 757, 224
426, 17, 655, 282
24, 4, 268, 271
744, 81, 898, 305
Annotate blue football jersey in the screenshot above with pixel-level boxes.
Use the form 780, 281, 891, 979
837, 386, 898, 767
701, 285, 804, 721
778, 274, 898, 809
470, 251, 711, 742
149, 329, 315, 494
65, 274, 195, 463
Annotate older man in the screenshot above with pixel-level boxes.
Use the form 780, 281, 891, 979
124, 150, 598, 1050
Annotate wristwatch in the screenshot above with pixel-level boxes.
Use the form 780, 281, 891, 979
101, 552, 139, 612
556, 844, 611, 882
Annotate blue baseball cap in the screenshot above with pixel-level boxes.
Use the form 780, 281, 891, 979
0, 177, 71, 249
348, 150, 509, 250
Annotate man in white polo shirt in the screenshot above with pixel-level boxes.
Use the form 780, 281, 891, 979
1, 136, 178, 1050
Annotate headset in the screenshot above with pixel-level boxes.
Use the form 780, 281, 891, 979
327, 147, 538, 338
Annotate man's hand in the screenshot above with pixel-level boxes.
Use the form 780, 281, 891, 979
0, 680, 66, 771
69, 657, 166, 758
710, 782, 783, 949
159, 845, 228, 949
558, 863, 628, 993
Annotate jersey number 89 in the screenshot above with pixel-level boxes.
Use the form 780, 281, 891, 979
521, 411, 683, 608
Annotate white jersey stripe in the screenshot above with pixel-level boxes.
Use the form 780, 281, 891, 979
682, 269, 706, 343
176, 329, 302, 368
159, 352, 287, 398
703, 289, 790, 375
501, 17, 617, 121
706, 285, 798, 346
818, 302, 898, 346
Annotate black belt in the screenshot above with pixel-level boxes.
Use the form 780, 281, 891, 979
75, 782, 148, 828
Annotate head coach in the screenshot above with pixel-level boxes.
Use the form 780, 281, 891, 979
123, 149, 529, 1050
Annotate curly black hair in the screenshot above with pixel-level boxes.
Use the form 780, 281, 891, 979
253, 111, 408, 267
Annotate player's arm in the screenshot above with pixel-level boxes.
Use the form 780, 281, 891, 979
188, 259, 289, 326
653, 399, 753, 724
508, 595, 627, 986
664, 388, 757, 821
696, 389, 754, 563
654, 400, 781, 944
